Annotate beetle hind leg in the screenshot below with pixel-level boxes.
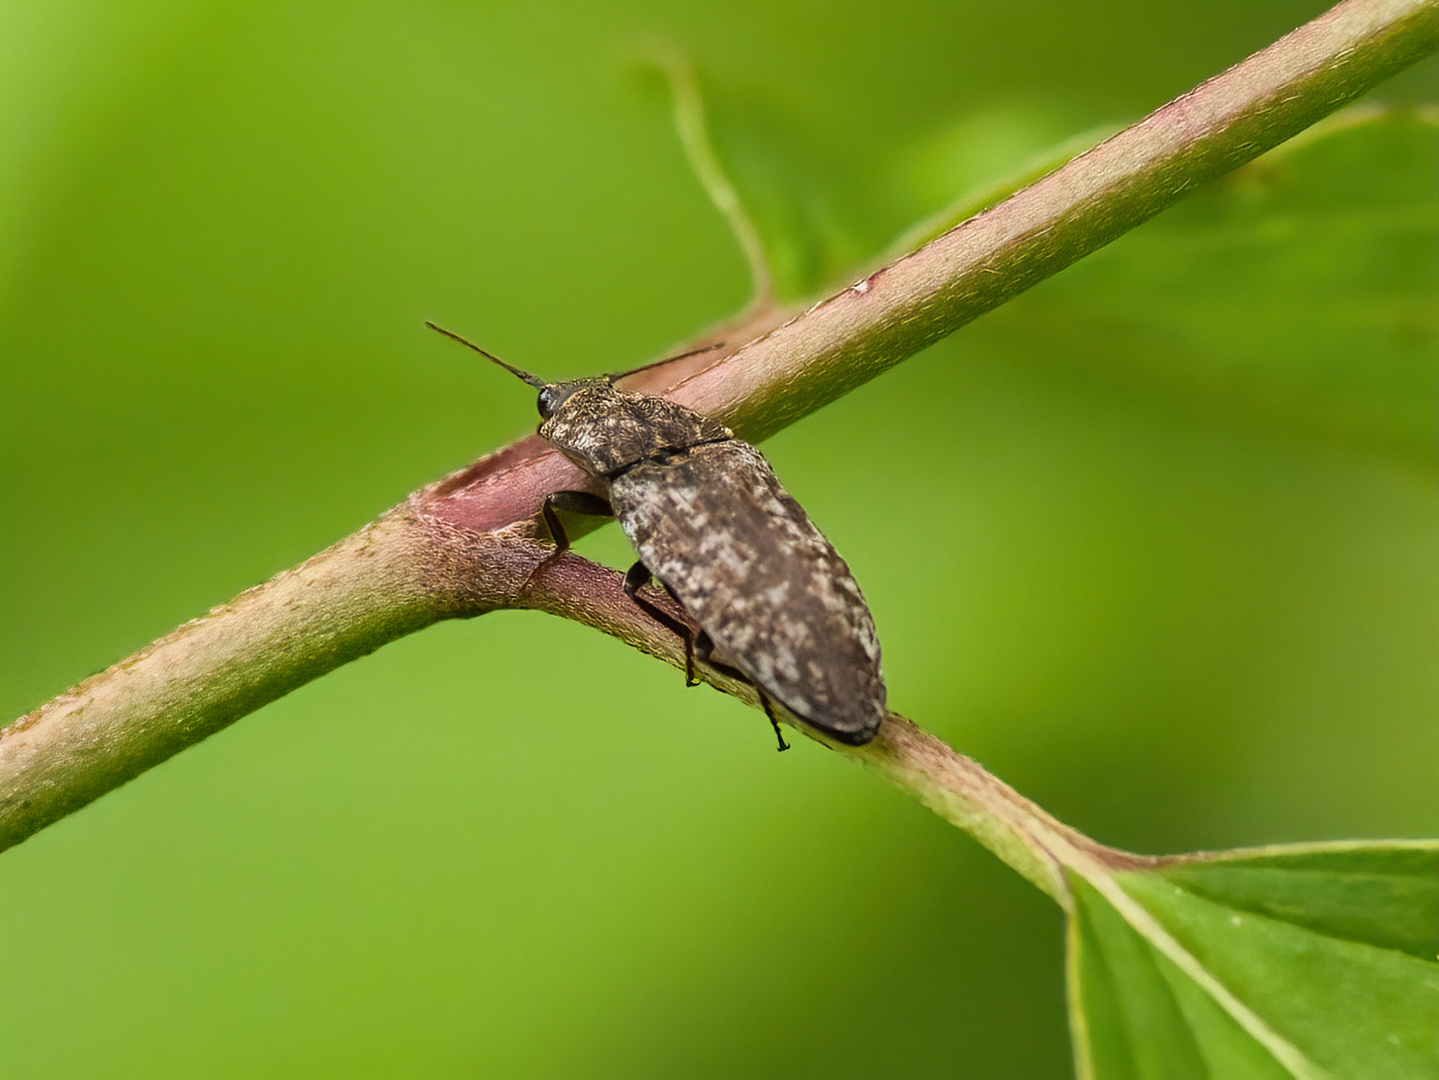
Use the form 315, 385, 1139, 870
688, 638, 791, 753
755, 689, 791, 752
622, 569, 790, 751
624, 561, 698, 685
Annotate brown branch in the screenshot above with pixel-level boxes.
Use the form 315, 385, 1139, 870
4, 0, 1436, 854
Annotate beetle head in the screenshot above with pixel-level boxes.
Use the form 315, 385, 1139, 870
536, 379, 609, 420
426, 321, 730, 475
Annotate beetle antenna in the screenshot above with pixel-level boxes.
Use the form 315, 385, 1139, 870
609, 341, 725, 383
425, 321, 547, 389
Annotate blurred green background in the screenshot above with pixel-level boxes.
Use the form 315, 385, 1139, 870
2, 1, 1435, 1076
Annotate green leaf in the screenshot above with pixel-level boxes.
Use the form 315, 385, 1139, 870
1067, 841, 1439, 1079
1157, 844, 1439, 961
1014, 110, 1439, 468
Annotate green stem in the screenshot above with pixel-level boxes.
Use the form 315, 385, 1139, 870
1, 511, 443, 849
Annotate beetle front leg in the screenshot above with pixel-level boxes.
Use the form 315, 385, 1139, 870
524, 490, 613, 592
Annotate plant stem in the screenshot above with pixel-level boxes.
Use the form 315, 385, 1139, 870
0, 511, 431, 847
4, 0, 1436, 853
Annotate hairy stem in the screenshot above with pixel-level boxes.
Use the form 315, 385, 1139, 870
4, 0, 1436, 855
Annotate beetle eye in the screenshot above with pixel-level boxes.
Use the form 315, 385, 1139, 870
537, 388, 557, 420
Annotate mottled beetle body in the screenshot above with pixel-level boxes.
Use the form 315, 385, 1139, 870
429, 324, 886, 747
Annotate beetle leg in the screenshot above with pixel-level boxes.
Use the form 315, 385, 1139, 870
693, 629, 714, 665
688, 633, 789, 750
688, 632, 740, 684
660, 584, 707, 688
624, 561, 698, 685
625, 573, 790, 752
755, 689, 791, 752
524, 490, 613, 592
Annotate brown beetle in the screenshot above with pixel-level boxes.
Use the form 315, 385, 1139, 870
430, 323, 886, 749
